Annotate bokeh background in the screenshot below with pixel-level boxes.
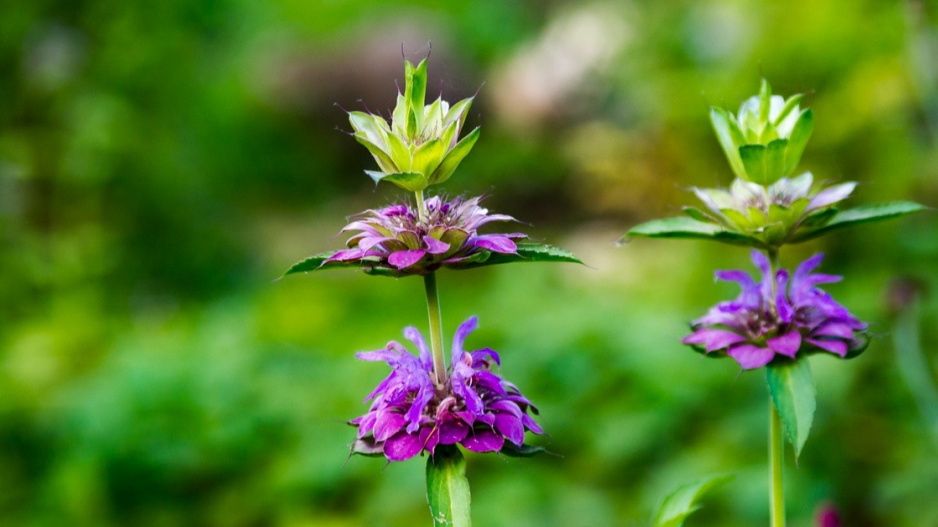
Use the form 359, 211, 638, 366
2, 1, 938, 526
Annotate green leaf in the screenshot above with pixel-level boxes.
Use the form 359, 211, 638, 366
499, 443, 549, 458
426, 446, 472, 527
652, 474, 733, 527
625, 216, 764, 248
764, 138, 787, 183
429, 127, 480, 185
353, 133, 397, 173
773, 94, 803, 128
766, 359, 816, 459
783, 109, 813, 175
281, 251, 370, 276
739, 144, 767, 185
710, 107, 746, 179
411, 138, 446, 177
789, 201, 927, 243
382, 171, 428, 192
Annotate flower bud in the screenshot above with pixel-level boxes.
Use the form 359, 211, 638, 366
710, 79, 814, 185
348, 59, 480, 191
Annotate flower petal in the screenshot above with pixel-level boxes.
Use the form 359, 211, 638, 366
682, 328, 746, 352
806, 338, 848, 357
373, 409, 407, 441
384, 431, 424, 461
494, 412, 525, 446
472, 235, 517, 254
767, 330, 801, 358
808, 182, 856, 210
423, 235, 450, 255
451, 316, 479, 364
727, 343, 776, 369
388, 249, 426, 269
461, 429, 505, 453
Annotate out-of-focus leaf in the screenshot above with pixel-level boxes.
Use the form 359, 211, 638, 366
783, 109, 813, 175
710, 107, 746, 179
652, 474, 733, 527
766, 359, 816, 458
789, 201, 927, 243
625, 217, 764, 247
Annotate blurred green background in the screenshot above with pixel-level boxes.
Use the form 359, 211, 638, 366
2, 1, 937, 526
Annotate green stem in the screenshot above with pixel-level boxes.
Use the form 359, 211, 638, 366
415, 189, 427, 220
424, 272, 447, 388
770, 398, 786, 527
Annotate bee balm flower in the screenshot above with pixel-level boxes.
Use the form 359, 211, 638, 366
326, 195, 525, 276
350, 317, 543, 461
683, 251, 868, 370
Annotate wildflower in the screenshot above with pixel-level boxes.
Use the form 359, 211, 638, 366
348, 59, 480, 191
689, 172, 856, 246
350, 317, 543, 461
326, 195, 525, 276
710, 79, 813, 185
683, 251, 868, 370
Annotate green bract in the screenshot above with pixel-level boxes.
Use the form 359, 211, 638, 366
348, 59, 480, 191
711, 79, 813, 185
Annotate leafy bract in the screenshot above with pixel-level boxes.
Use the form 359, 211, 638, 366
766, 359, 816, 459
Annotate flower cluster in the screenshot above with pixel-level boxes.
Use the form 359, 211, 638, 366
690, 172, 856, 245
327, 195, 525, 275
350, 317, 542, 461
348, 58, 479, 191
683, 251, 868, 370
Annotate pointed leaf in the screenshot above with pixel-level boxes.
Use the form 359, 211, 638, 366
382, 171, 428, 192
282, 251, 371, 276
652, 474, 734, 527
353, 134, 397, 173
764, 138, 787, 183
449, 243, 582, 271
429, 127, 480, 185
739, 144, 768, 185
625, 216, 765, 248
758, 79, 772, 123
499, 443, 549, 458
773, 94, 803, 128
766, 359, 816, 458
443, 96, 474, 137
789, 201, 927, 243
426, 446, 472, 527
710, 107, 746, 179
783, 109, 813, 175
411, 138, 446, 177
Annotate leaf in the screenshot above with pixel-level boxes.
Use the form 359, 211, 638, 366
455, 243, 582, 269
411, 138, 446, 177
739, 144, 769, 185
426, 446, 472, 527
789, 201, 927, 243
281, 252, 368, 276
353, 134, 397, 173
783, 109, 813, 175
710, 107, 746, 179
625, 216, 764, 248
382, 171, 428, 192
429, 127, 480, 185
499, 443, 549, 458
652, 474, 734, 527
766, 359, 816, 459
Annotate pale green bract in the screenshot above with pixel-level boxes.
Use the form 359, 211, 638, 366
711, 79, 813, 186
348, 59, 480, 191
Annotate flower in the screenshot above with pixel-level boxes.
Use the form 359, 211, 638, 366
683, 251, 868, 370
326, 195, 526, 276
350, 317, 543, 461
710, 79, 814, 185
689, 172, 856, 246
348, 59, 480, 191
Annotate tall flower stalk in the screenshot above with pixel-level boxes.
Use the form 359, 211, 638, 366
286, 57, 579, 526
626, 79, 923, 525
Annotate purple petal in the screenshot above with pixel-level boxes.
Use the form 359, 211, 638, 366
384, 431, 424, 461
437, 418, 470, 445
490, 400, 522, 418
471, 235, 517, 254
355, 412, 377, 438
461, 429, 505, 453
812, 322, 855, 339
327, 249, 365, 262
808, 182, 856, 210
471, 347, 501, 367
451, 316, 479, 364
373, 410, 407, 441
767, 331, 802, 358
388, 250, 426, 269
682, 328, 746, 352
806, 338, 848, 357
494, 413, 525, 446
727, 343, 776, 369
403, 327, 433, 371
521, 414, 543, 434
423, 235, 450, 255
751, 251, 773, 299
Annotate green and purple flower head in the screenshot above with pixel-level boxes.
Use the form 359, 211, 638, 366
327, 195, 525, 275
684, 251, 868, 369
351, 316, 542, 461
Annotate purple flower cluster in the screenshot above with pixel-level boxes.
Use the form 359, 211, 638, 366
683, 251, 868, 370
350, 317, 542, 461
328, 195, 525, 275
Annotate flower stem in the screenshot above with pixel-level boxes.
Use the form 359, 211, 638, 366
770, 396, 786, 527
415, 189, 427, 221
423, 271, 447, 388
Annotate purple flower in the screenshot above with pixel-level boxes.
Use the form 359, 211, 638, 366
350, 316, 542, 461
683, 251, 868, 370
327, 195, 526, 275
